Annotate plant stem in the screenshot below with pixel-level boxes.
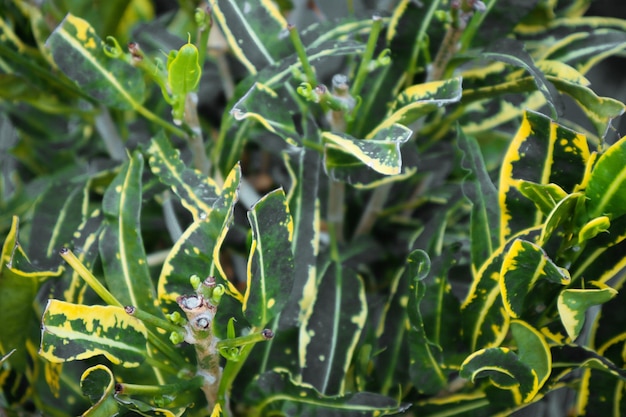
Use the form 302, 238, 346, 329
184, 92, 211, 175
125, 305, 185, 337
353, 182, 392, 237
350, 15, 383, 101
288, 24, 317, 87
117, 376, 204, 396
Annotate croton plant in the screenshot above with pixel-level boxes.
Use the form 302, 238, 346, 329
1, 0, 626, 416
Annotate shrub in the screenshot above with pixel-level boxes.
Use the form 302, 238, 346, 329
1, 0, 626, 416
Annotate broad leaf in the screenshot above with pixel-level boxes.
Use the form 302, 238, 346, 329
40, 300, 148, 367
499, 110, 589, 243
367, 77, 463, 138
323, 124, 413, 187
500, 239, 570, 318
585, 135, 626, 220
244, 369, 409, 416
80, 365, 119, 417
517, 181, 567, 217
0, 216, 63, 371
244, 188, 295, 327
99, 152, 160, 317
46, 14, 145, 110
460, 347, 538, 405
510, 320, 551, 391
558, 283, 617, 340
208, 0, 292, 74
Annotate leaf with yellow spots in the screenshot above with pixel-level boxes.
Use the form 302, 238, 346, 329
586, 135, 626, 221
323, 124, 415, 188
499, 110, 589, 243
147, 131, 220, 222
40, 300, 148, 367
45, 13, 145, 110
157, 163, 243, 309
367, 77, 462, 138
100, 152, 161, 317
243, 188, 295, 327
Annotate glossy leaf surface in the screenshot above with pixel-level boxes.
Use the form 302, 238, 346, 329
40, 300, 148, 367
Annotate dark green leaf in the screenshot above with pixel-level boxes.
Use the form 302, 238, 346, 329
301, 266, 367, 395
40, 300, 148, 367
243, 188, 295, 327
147, 130, 220, 222
46, 14, 145, 110
99, 152, 160, 317
80, 365, 119, 417
500, 239, 570, 318
458, 128, 500, 272
244, 369, 409, 416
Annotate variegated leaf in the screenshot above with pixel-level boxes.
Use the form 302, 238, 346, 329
500, 239, 570, 319
99, 152, 161, 317
147, 130, 220, 221
40, 300, 148, 367
243, 188, 295, 327
46, 14, 145, 110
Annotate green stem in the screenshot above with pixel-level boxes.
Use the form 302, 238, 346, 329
134, 104, 188, 138
288, 24, 317, 87
353, 182, 392, 237
117, 376, 204, 396
125, 305, 185, 337
94, 106, 127, 161
328, 179, 346, 244
216, 329, 273, 350
350, 15, 383, 101
59, 248, 122, 307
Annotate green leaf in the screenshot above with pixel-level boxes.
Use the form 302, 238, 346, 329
368, 77, 463, 138
99, 152, 160, 317
482, 38, 562, 117
168, 41, 201, 96
538, 192, 582, 245
586, 135, 626, 220
549, 76, 625, 137
517, 182, 567, 218
458, 128, 500, 272
40, 300, 148, 367
147, 131, 220, 222
406, 250, 448, 395
158, 163, 243, 308
45, 13, 145, 110
323, 123, 412, 176
80, 365, 119, 417
0, 216, 63, 371
243, 188, 295, 327
244, 369, 409, 416
27, 179, 88, 269
499, 110, 590, 243
301, 266, 367, 395
558, 283, 617, 340
208, 0, 292, 74
510, 320, 551, 390
500, 239, 570, 318
462, 227, 541, 350
577, 216, 610, 244
460, 347, 538, 405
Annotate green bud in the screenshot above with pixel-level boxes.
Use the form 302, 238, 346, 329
170, 331, 185, 345
190, 274, 201, 290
